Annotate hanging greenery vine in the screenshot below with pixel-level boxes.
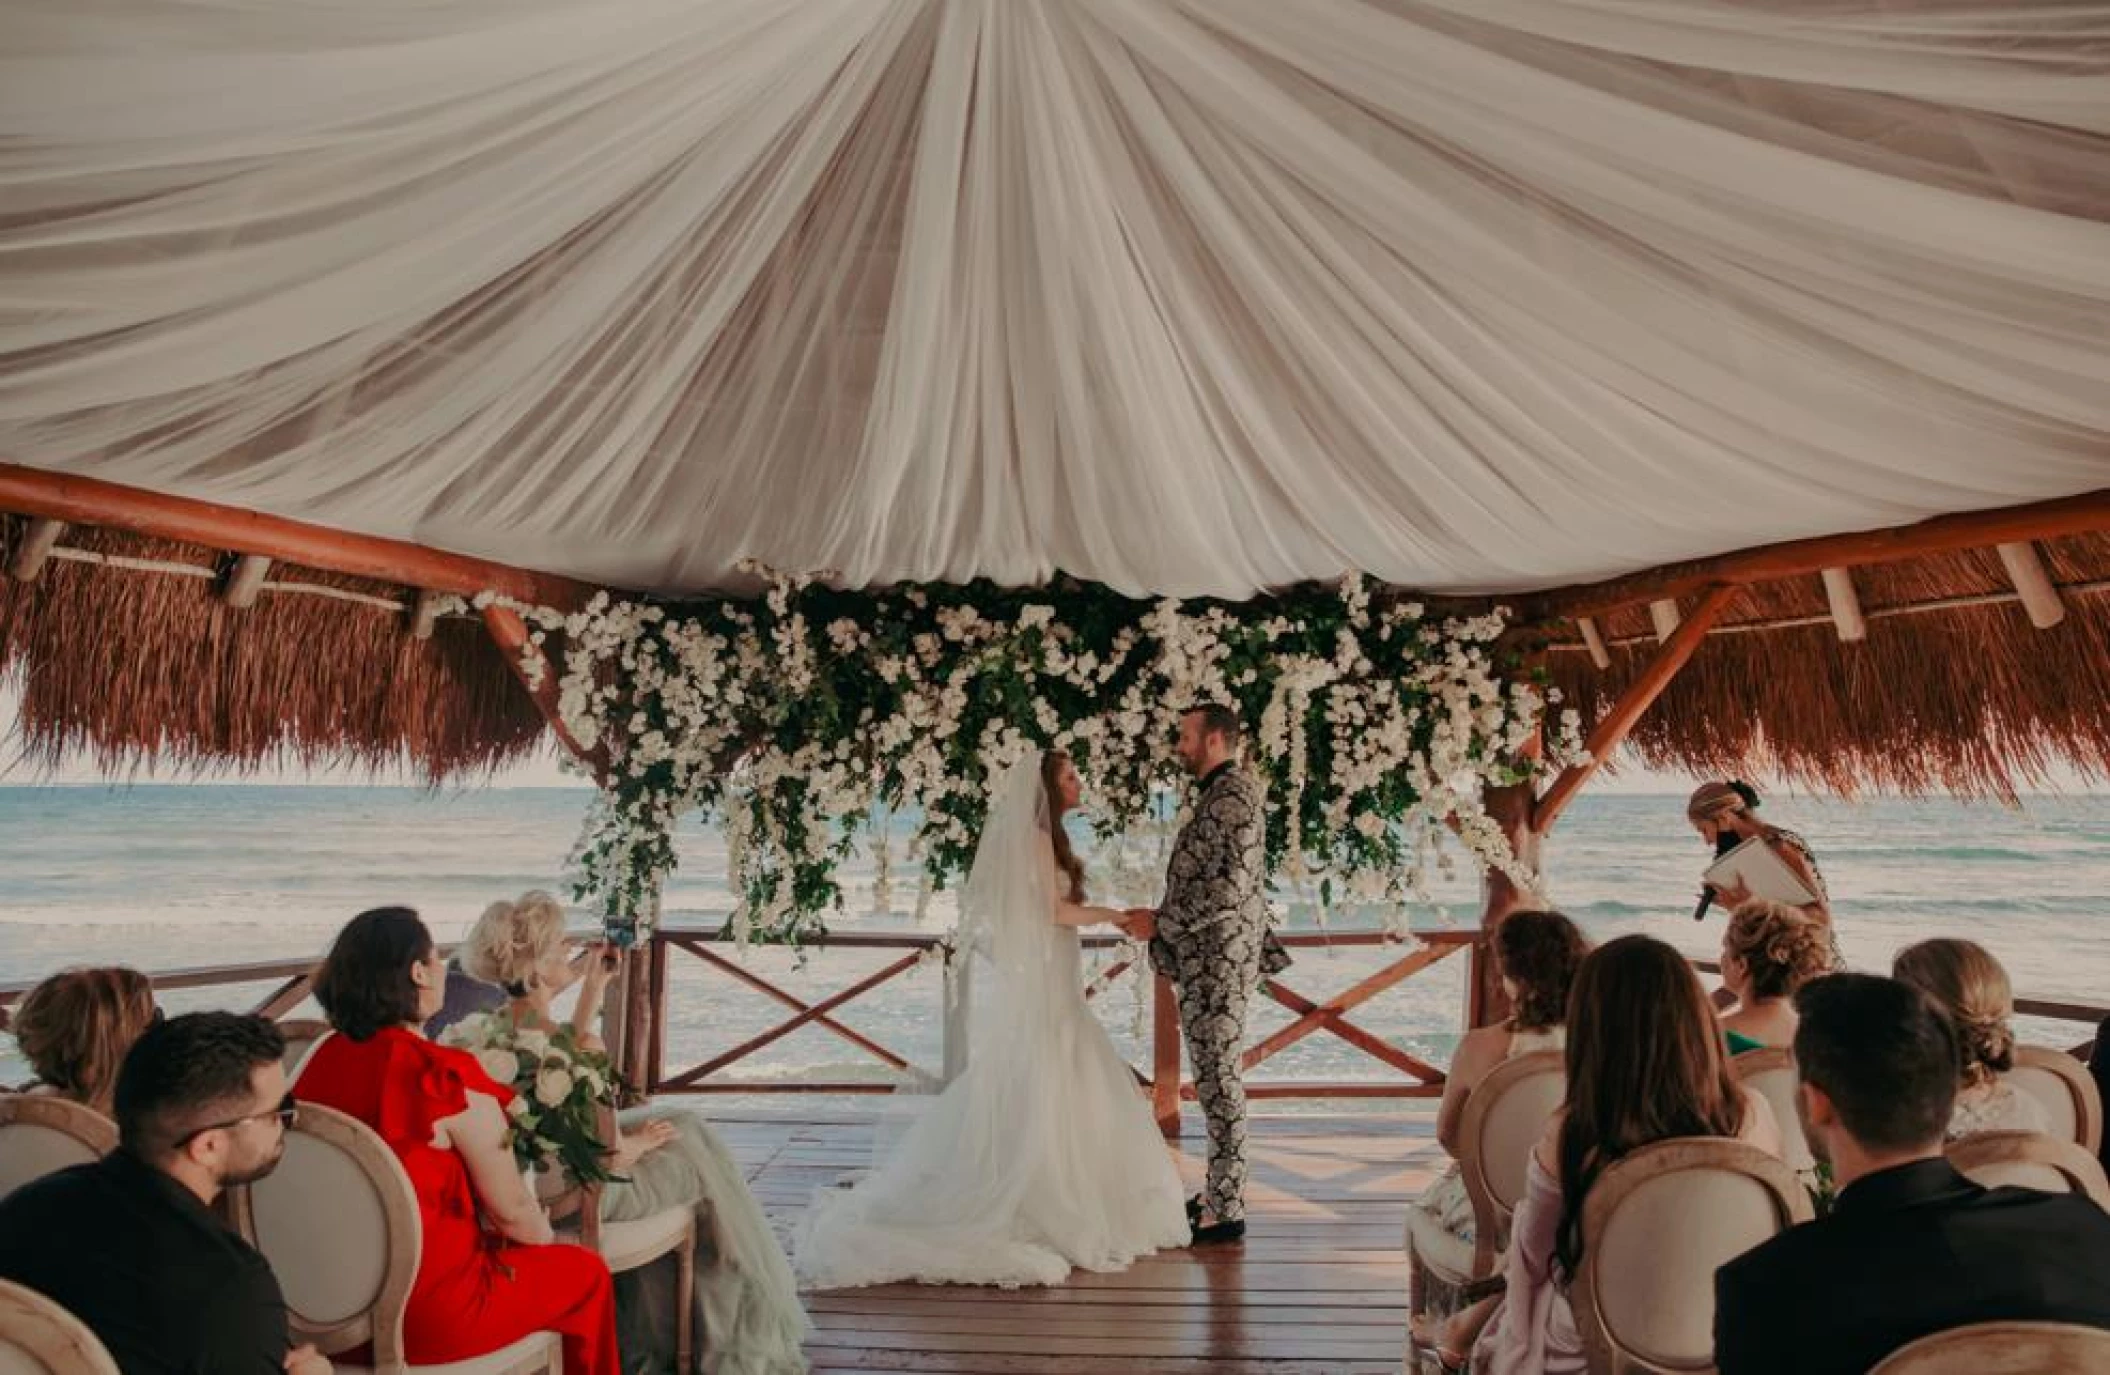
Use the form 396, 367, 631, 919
474, 572, 1584, 946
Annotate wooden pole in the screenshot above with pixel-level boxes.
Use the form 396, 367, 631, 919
1821, 567, 1866, 642
1470, 777, 1539, 1029
0, 463, 592, 609
409, 589, 444, 640
5, 518, 65, 581
1648, 599, 1682, 643
1996, 542, 2067, 630
1527, 487, 2110, 622
1577, 617, 1611, 670
480, 603, 609, 778
222, 554, 272, 609
1152, 974, 1182, 1138
1535, 582, 1743, 832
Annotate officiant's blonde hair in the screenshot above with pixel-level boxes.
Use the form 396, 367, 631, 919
461, 890, 568, 993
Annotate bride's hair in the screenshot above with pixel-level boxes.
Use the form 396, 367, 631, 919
1039, 750, 1087, 903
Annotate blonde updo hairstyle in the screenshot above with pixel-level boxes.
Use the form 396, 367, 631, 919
1893, 938, 2017, 1088
461, 891, 569, 995
1723, 901, 1832, 1001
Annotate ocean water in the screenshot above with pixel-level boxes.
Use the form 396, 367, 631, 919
2, 786, 2105, 1095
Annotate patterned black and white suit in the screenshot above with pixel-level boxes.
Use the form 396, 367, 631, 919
1148, 761, 1291, 1224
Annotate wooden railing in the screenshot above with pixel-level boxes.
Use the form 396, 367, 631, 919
6, 936, 2102, 1125
645, 924, 1480, 1132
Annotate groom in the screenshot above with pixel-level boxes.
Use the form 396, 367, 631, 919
1122, 704, 1290, 1245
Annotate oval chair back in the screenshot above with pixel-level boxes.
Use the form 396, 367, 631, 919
1458, 1050, 1567, 1277
1947, 1130, 2110, 1209
1869, 1320, 2110, 1374
231, 1102, 418, 1363
1573, 1138, 1812, 1375
0, 1097, 117, 1202
2004, 1047, 2103, 1155
1731, 1048, 1813, 1174
0, 1278, 120, 1375
275, 1021, 332, 1085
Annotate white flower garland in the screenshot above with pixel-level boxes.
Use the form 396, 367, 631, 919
471, 573, 1586, 945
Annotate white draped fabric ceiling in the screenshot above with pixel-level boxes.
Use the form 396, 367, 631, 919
2, 0, 2108, 597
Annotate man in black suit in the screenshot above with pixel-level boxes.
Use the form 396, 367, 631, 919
1715, 974, 2110, 1375
0, 1012, 329, 1375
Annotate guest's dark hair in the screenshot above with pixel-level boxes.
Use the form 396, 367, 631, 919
314, 907, 434, 1041
1182, 703, 1243, 745
1555, 935, 1746, 1283
1494, 910, 1588, 1031
1795, 974, 1959, 1152
115, 1012, 284, 1159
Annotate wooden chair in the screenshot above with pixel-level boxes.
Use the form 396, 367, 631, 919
539, 1102, 697, 1373
1572, 1138, 1812, 1374
0, 1278, 120, 1375
1869, 1320, 2110, 1374
1731, 1047, 1814, 1174
276, 1020, 333, 1083
232, 1102, 562, 1375
2004, 1046, 2103, 1155
1947, 1130, 2110, 1208
1405, 1051, 1565, 1333
0, 1096, 117, 1201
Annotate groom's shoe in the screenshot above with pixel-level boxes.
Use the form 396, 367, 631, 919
1190, 1217, 1246, 1246
1185, 1194, 1205, 1225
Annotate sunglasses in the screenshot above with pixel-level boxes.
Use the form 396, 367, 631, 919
176, 1092, 298, 1147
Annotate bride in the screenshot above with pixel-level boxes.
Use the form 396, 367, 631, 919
792, 749, 1191, 1289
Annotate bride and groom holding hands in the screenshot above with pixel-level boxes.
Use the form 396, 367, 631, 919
793, 705, 1290, 1289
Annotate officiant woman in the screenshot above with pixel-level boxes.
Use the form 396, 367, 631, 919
1686, 780, 1843, 966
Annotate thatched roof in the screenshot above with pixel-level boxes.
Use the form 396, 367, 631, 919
1544, 533, 2110, 799
0, 514, 545, 782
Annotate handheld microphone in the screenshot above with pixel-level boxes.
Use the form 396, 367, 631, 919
1692, 889, 1715, 922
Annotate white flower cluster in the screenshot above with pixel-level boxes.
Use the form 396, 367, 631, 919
484, 573, 1585, 944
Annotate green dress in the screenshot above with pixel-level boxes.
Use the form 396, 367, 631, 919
1726, 1028, 1766, 1055
602, 1107, 810, 1375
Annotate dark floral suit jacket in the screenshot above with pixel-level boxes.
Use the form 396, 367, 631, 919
1149, 763, 1290, 981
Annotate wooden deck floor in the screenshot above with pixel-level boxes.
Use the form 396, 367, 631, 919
708, 1105, 1444, 1374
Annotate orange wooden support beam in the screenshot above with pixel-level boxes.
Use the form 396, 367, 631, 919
1534, 582, 1743, 832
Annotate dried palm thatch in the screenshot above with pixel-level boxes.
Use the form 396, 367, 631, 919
1545, 533, 2110, 798
0, 516, 546, 782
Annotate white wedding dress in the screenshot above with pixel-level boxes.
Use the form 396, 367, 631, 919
792, 755, 1191, 1289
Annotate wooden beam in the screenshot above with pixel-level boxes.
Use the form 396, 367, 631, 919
1648, 599, 1681, 643
1996, 541, 2067, 629
1534, 582, 1743, 831
1525, 488, 2110, 621
1820, 567, 1866, 642
480, 602, 608, 781
409, 588, 443, 640
222, 554, 272, 609
5, 518, 65, 581
1576, 616, 1611, 670
0, 463, 593, 610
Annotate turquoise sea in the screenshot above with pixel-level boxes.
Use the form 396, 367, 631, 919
2, 786, 2105, 1094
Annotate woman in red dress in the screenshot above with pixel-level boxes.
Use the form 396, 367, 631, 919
300, 906, 618, 1375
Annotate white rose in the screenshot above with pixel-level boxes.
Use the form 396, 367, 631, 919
506, 1096, 529, 1120
476, 1048, 523, 1084
514, 1028, 552, 1059
534, 1067, 575, 1108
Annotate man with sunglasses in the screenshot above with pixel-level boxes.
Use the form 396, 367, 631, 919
0, 1011, 329, 1375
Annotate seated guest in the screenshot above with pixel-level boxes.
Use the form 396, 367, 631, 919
457, 892, 809, 1375
1410, 909, 1588, 1251
0, 1012, 329, 1375
1715, 974, 2110, 1375
12, 966, 158, 1113
422, 951, 504, 1041
1459, 935, 1781, 1374
1718, 901, 1831, 1052
299, 907, 619, 1375
1893, 938, 2047, 1139
2091, 1014, 2110, 1176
